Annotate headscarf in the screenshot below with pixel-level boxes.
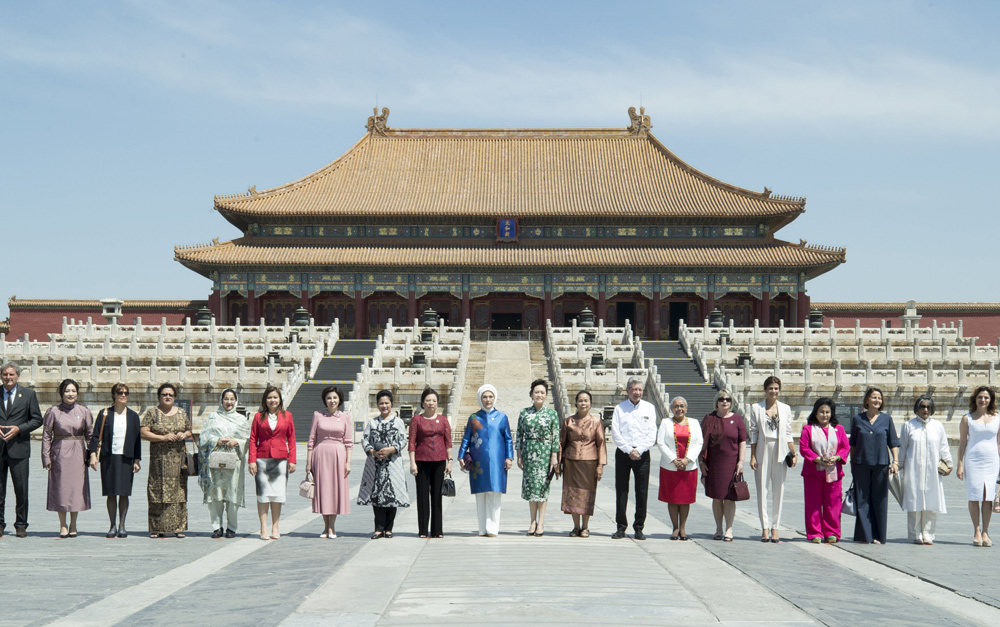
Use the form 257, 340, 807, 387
216, 388, 241, 419
477, 384, 498, 413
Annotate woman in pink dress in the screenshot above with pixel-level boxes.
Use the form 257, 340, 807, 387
306, 386, 353, 538
41, 378, 93, 538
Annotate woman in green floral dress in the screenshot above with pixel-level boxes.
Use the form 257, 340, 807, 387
516, 379, 560, 536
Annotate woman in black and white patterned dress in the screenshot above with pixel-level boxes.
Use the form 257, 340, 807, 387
357, 389, 409, 538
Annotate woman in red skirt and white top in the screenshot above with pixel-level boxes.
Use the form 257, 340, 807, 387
656, 396, 703, 540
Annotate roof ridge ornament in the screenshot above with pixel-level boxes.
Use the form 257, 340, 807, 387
627, 106, 652, 136
366, 106, 390, 136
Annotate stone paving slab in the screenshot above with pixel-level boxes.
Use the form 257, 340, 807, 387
3, 436, 1000, 626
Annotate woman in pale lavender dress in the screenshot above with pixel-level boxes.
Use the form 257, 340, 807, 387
41, 379, 94, 538
306, 386, 353, 538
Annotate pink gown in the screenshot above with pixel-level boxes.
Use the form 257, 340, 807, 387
309, 411, 353, 515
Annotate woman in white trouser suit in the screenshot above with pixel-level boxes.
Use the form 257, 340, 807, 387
748, 376, 797, 543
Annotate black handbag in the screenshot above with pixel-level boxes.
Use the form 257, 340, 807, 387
179, 412, 199, 477
842, 480, 857, 516
441, 471, 456, 497
784, 451, 796, 468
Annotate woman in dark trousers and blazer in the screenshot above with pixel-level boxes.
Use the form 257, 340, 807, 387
850, 387, 900, 544
88, 383, 142, 538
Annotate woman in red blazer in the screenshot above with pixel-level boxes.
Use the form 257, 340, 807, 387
249, 386, 296, 540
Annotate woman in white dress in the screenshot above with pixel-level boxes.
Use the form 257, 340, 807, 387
898, 395, 952, 545
956, 386, 1000, 547
747, 376, 797, 543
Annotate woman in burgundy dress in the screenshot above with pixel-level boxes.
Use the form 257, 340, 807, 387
699, 390, 747, 541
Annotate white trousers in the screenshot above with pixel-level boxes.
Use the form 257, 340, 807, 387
475, 492, 503, 536
754, 438, 788, 530
207, 500, 239, 531
907, 511, 937, 542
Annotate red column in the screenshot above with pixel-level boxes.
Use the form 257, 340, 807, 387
597, 291, 606, 324
247, 290, 258, 323
209, 290, 221, 324
301, 292, 310, 311
705, 291, 715, 321
354, 292, 365, 339
408, 290, 417, 325
651, 292, 661, 339
461, 291, 470, 325
789, 294, 799, 327
760, 291, 771, 327
798, 291, 810, 325
543, 290, 552, 326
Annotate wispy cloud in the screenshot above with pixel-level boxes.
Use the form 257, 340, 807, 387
3, 1, 998, 139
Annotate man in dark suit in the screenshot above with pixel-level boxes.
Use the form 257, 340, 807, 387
0, 361, 43, 538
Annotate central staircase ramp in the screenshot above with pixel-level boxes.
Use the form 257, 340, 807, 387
286, 339, 377, 438
643, 341, 718, 419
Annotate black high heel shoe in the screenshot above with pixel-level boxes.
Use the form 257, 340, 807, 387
117, 526, 128, 538
106, 526, 117, 539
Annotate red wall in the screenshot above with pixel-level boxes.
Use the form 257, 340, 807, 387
7, 307, 200, 340
822, 312, 1000, 344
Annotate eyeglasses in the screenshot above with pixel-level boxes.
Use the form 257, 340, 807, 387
718, 398, 732, 403
116, 391, 129, 396
918, 405, 931, 410
159, 393, 175, 398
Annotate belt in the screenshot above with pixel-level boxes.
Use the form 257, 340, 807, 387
53, 435, 86, 441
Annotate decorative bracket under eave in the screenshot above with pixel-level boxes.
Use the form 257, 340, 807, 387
627, 106, 652, 136
366, 106, 390, 136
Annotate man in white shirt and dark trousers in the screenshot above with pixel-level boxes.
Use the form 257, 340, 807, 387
611, 377, 658, 540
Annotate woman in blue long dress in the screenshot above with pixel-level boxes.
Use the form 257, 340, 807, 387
458, 384, 514, 537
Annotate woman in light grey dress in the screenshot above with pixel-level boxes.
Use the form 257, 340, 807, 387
357, 389, 409, 538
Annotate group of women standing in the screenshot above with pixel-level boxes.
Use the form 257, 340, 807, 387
37, 376, 1000, 545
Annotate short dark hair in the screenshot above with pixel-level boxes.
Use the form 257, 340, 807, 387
806, 397, 838, 427
157, 382, 178, 398
420, 387, 438, 408
763, 376, 782, 391
575, 389, 592, 403
321, 386, 344, 406
913, 395, 935, 415
530, 379, 549, 395
58, 378, 79, 398
376, 389, 393, 404
969, 386, 997, 414
110, 382, 129, 401
862, 387, 885, 413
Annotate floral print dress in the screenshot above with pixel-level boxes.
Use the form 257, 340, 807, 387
516, 406, 560, 501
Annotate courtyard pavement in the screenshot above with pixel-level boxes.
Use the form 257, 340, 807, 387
1, 438, 998, 626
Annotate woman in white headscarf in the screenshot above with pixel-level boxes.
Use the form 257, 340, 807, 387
899, 395, 953, 545
199, 389, 251, 538
458, 384, 514, 537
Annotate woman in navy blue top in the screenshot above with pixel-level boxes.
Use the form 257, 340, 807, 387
849, 387, 900, 544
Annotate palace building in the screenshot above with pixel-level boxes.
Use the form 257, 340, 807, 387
174, 107, 846, 339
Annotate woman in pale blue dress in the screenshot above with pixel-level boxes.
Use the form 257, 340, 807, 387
199, 389, 251, 538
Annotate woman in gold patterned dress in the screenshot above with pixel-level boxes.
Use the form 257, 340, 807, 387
140, 382, 192, 538
560, 390, 607, 538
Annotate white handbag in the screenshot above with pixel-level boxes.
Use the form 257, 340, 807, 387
208, 446, 240, 470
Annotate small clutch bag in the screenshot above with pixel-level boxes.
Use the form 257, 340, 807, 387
937, 459, 954, 476
784, 452, 796, 468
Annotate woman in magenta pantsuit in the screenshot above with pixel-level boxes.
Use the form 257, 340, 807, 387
799, 398, 850, 543
306, 386, 353, 538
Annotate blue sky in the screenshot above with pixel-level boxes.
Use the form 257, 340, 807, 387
2, 1, 998, 320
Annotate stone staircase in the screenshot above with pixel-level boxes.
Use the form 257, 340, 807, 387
455, 341, 488, 440
644, 341, 718, 419
286, 339, 377, 438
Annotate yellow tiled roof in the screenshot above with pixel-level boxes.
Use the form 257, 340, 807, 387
813, 302, 1000, 313
175, 240, 844, 271
214, 128, 805, 220
8, 297, 206, 310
